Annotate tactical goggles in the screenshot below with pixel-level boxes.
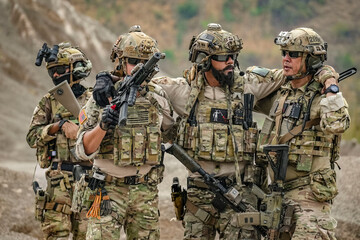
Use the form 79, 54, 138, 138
211, 54, 237, 62
281, 50, 303, 58
126, 58, 148, 65
48, 65, 69, 77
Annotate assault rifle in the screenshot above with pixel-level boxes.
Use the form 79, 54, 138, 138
111, 52, 165, 126
163, 143, 268, 236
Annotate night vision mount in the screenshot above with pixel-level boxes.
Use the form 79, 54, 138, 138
35, 43, 59, 66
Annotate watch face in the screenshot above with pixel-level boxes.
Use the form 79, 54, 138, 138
329, 85, 339, 93
326, 84, 339, 94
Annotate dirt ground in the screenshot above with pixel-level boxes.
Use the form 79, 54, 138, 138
0, 142, 359, 240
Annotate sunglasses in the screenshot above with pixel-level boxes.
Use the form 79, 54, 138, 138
48, 65, 69, 77
211, 54, 237, 62
127, 58, 148, 65
281, 50, 303, 58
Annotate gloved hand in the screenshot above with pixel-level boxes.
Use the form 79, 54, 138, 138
99, 105, 119, 131
61, 120, 79, 139
93, 72, 118, 107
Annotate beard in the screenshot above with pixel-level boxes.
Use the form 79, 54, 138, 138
210, 65, 235, 88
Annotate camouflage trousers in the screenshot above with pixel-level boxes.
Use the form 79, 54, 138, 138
279, 185, 337, 240
183, 178, 261, 240
86, 181, 160, 240
40, 170, 88, 240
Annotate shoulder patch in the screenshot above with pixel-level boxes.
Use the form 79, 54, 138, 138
79, 109, 87, 125
251, 67, 270, 77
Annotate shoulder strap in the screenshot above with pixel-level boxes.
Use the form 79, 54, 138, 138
272, 91, 289, 144
278, 118, 320, 144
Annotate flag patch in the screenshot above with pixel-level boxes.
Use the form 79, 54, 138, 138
79, 109, 87, 125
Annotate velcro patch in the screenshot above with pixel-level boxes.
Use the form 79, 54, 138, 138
251, 66, 270, 77
79, 109, 87, 125
210, 108, 228, 124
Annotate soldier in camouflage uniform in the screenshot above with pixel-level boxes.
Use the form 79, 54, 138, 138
253, 27, 350, 239
26, 42, 93, 239
151, 23, 285, 240
91, 24, 340, 240
75, 26, 174, 240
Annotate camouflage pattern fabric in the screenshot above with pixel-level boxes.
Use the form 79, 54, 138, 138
184, 181, 260, 240
86, 181, 160, 240
254, 66, 350, 239
42, 170, 88, 240
279, 186, 337, 240
26, 88, 92, 239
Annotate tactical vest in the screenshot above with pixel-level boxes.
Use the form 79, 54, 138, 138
37, 89, 92, 168
177, 70, 258, 163
97, 94, 162, 167
258, 81, 340, 172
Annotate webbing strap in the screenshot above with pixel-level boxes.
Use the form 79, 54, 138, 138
185, 200, 216, 225
272, 91, 289, 144
45, 202, 72, 215
278, 118, 320, 144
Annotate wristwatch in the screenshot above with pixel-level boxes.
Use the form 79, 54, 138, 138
324, 84, 339, 94
58, 119, 68, 129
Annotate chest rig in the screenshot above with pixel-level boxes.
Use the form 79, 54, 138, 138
37, 89, 92, 167
98, 94, 162, 167
177, 70, 258, 163
258, 81, 339, 172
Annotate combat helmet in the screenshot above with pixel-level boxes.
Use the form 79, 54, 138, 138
274, 27, 327, 79
44, 42, 92, 86
188, 23, 243, 71
110, 25, 159, 77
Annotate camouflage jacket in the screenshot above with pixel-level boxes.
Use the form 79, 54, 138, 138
26, 87, 92, 168
75, 82, 174, 178
255, 69, 350, 182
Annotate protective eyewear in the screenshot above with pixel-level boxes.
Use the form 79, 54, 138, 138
281, 50, 303, 58
211, 54, 237, 62
127, 58, 148, 65
48, 65, 69, 77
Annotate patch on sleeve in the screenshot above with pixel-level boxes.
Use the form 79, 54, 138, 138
79, 109, 87, 125
251, 66, 270, 77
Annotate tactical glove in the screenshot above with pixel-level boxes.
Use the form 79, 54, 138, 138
99, 105, 119, 131
93, 72, 117, 107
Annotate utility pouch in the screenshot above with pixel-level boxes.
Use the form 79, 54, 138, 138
310, 169, 338, 202
198, 123, 213, 160
36, 139, 56, 168
71, 174, 94, 212
171, 177, 187, 220
212, 124, 228, 161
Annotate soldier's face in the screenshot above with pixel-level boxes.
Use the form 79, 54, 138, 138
125, 62, 136, 76
210, 55, 235, 76
209, 56, 235, 87
282, 51, 305, 76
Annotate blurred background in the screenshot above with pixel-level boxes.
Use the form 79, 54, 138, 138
0, 0, 359, 239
